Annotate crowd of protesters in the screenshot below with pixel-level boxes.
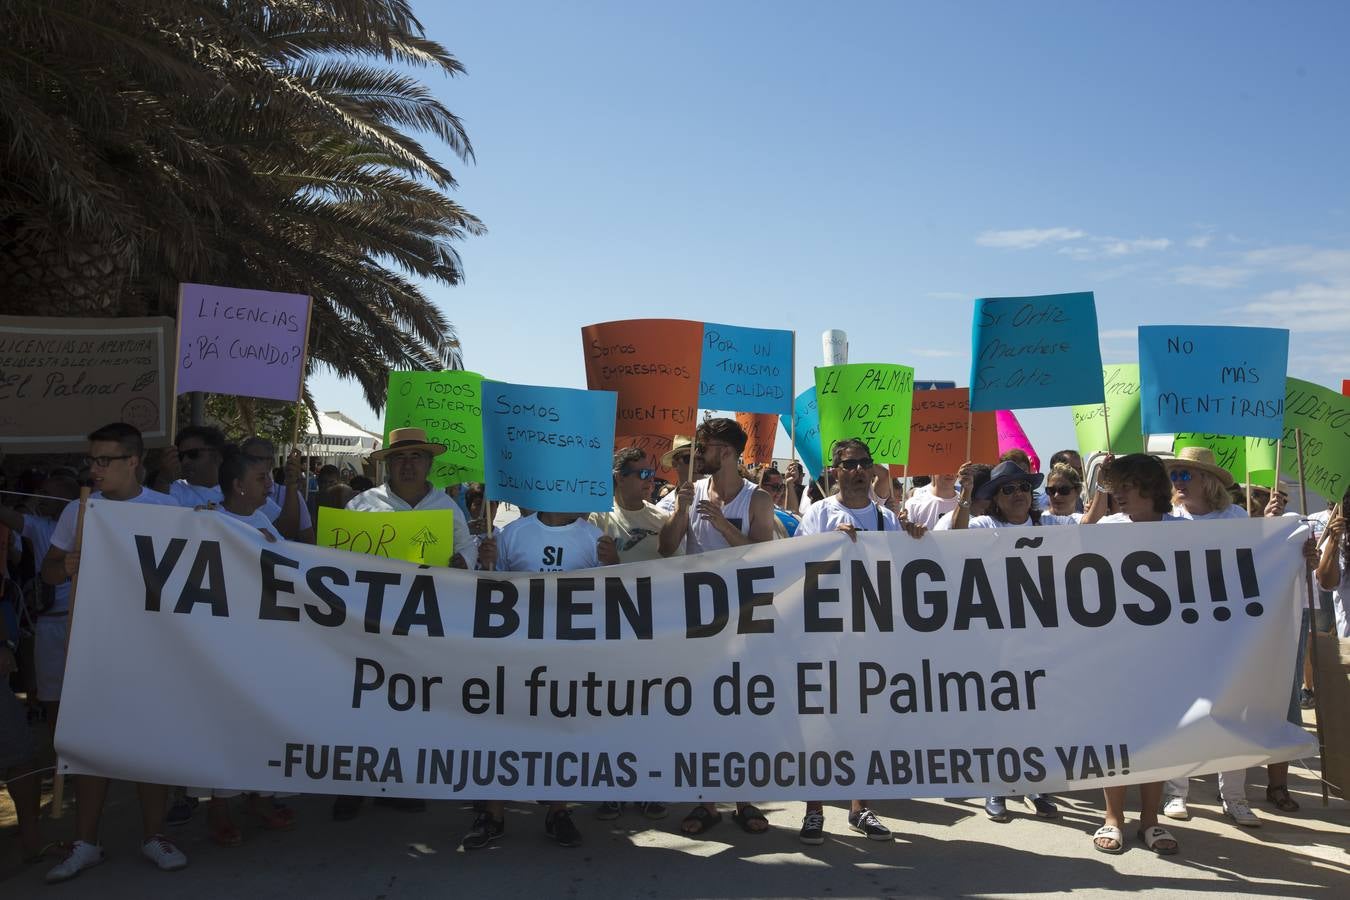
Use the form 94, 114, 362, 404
1, 416, 1342, 883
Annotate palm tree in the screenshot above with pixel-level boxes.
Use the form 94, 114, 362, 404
0, 0, 483, 409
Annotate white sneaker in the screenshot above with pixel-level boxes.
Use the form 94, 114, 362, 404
1223, 797, 1261, 827
45, 840, 104, 884
141, 834, 189, 871
1161, 796, 1190, 820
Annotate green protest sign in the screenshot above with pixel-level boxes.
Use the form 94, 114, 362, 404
317, 507, 456, 566
814, 363, 915, 468
384, 371, 484, 486
1280, 377, 1349, 502
1072, 364, 1144, 457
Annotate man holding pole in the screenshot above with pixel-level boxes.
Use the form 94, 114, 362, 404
41, 423, 188, 883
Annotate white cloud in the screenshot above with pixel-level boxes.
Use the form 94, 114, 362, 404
1236, 282, 1350, 330
1098, 328, 1136, 341
1173, 264, 1253, 288
1186, 234, 1213, 249
1101, 237, 1172, 256
975, 227, 1085, 249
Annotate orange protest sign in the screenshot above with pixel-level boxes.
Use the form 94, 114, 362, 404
582, 319, 703, 436
615, 434, 680, 483
736, 412, 777, 466
907, 388, 998, 475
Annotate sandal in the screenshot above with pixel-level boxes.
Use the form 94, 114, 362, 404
246, 795, 296, 830
1266, 784, 1299, 812
732, 804, 770, 834
1092, 824, 1124, 854
1137, 825, 1179, 856
210, 822, 243, 847
679, 804, 723, 836
22, 841, 65, 865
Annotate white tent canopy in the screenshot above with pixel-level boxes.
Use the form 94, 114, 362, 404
290, 410, 381, 469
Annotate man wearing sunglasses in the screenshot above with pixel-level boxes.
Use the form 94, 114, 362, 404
589, 447, 682, 563
40, 423, 188, 882
793, 437, 921, 844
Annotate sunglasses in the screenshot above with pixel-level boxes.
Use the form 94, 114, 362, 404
835, 458, 874, 471
1046, 484, 1078, 497
763, 481, 785, 492
999, 482, 1033, 495
671, 454, 691, 466
1169, 469, 1192, 483
178, 447, 216, 460
621, 467, 655, 480
84, 454, 132, 468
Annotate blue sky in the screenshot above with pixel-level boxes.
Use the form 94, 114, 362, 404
310, 1, 1350, 461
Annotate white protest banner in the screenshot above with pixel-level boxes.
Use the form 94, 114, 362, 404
59, 503, 1312, 801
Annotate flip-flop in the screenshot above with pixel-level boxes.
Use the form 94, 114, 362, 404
1092, 824, 1124, 854
732, 804, 770, 834
680, 805, 722, 836
1137, 825, 1179, 856
21, 841, 65, 864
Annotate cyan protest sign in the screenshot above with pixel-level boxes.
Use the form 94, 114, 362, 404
781, 387, 823, 480
482, 381, 617, 514
698, 323, 793, 415
969, 292, 1104, 411
1139, 326, 1288, 439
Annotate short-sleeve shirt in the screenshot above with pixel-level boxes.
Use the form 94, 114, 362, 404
345, 482, 476, 569
966, 513, 1080, 529
496, 515, 603, 572
1099, 513, 1183, 524
1171, 504, 1248, 521
903, 487, 959, 530
21, 515, 72, 612
589, 502, 678, 563
217, 506, 281, 541
796, 496, 899, 536
52, 487, 180, 552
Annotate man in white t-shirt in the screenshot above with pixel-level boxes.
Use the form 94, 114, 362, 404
795, 438, 926, 845
462, 509, 617, 850
589, 447, 682, 563
40, 423, 188, 883
902, 469, 959, 531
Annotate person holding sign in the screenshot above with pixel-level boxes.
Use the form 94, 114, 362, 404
588, 447, 682, 563
663, 418, 777, 837
462, 510, 619, 849
346, 428, 476, 570
660, 419, 777, 557
793, 438, 924, 845
1317, 495, 1349, 638
40, 423, 189, 883
1080, 454, 1182, 855
903, 470, 959, 531
951, 460, 1073, 823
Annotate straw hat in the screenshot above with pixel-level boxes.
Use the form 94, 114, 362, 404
369, 427, 446, 460
1164, 446, 1234, 487
660, 435, 694, 469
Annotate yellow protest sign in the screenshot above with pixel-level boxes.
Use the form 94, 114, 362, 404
316, 507, 455, 566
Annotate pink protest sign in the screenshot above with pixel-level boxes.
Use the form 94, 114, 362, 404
175, 283, 311, 401
995, 410, 1041, 472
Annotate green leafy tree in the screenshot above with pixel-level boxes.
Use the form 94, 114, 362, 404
0, 0, 483, 410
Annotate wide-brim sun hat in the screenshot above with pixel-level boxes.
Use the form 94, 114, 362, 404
660, 435, 694, 469
369, 427, 447, 460
975, 460, 1044, 500
1164, 446, 1235, 487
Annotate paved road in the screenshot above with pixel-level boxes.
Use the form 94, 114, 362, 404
3, 743, 1347, 899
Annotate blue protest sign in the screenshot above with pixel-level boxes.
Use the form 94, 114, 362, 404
1138, 326, 1289, 439
698, 323, 793, 415
781, 387, 823, 480
969, 292, 1105, 411
481, 381, 617, 513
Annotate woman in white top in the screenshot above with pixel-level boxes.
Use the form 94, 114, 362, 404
952, 460, 1068, 822
1316, 490, 1349, 635
1081, 454, 1180, 855
1043, 463, 1084, 522
198, 450, 294, 846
